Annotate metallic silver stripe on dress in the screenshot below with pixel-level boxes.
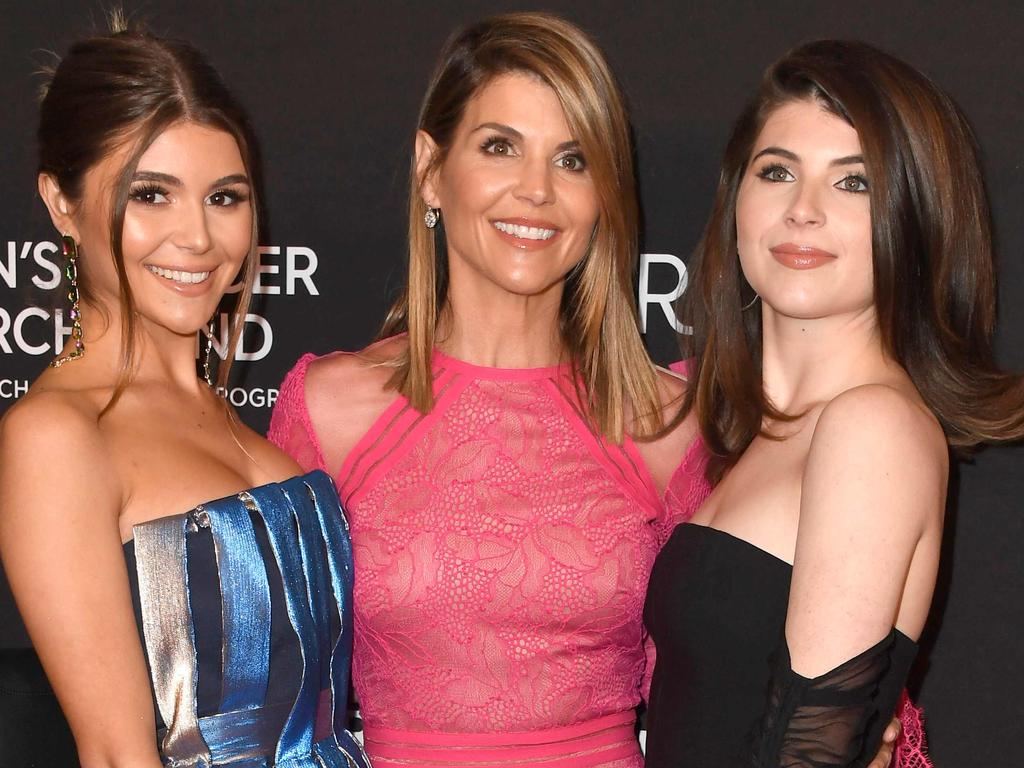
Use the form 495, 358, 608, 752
133, 514, 212, 766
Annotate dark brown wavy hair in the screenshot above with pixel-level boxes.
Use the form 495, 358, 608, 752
38, 14, 260, 407
679, 39, 1024, 481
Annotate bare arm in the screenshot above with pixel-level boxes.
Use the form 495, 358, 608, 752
788, 385, 945, 674
750, 385, 944, 766
0, 397, 163, 768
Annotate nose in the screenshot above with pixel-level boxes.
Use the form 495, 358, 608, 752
785, 182, 825, 227
512, 156, 555, 206
172, 200, 213, 253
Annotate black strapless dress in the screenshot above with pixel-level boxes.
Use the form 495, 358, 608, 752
644, 523, 916, 768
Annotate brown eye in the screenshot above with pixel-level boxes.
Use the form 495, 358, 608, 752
207, 189, 248, 207
482, 137, 514, 156
756, 164, 795, 183
557, 153, 586, 172
836, 174, 869, 193
129, 185, 170, 205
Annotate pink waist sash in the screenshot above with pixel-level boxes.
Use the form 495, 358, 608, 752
362, 710, 640, 767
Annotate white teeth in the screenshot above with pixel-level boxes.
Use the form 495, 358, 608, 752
493, 221, 557, 240
147, 265, 211, 284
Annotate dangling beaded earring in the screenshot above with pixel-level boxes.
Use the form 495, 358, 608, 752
200, 317, 216, 387
50, 234, 85, 368
424, 207, 440, 229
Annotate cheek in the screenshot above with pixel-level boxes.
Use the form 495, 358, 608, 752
439, 163, 502, 217
215, 209, 254, 262
121, 213, 166, 259
735, 188, 771, 278
840, 210, 874, 281
565, 185, 599, 232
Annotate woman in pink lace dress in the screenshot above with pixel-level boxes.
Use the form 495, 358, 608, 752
270, 13, 919, 768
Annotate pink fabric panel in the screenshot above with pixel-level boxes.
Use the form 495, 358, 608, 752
267, 352, 327, 473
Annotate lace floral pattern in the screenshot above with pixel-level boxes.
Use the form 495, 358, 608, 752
345, 370, 666, 733
269, 352, 930, 767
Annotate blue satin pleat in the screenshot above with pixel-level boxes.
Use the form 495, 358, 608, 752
194, 700, 290, 766
280, 477, 333, 693
306, 474, 371, 768
306, 473, 357, 737
206, 503, 272, 713
250, 485, 319, 768
136, 471, 367, 767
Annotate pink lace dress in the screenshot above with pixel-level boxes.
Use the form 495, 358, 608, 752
269, 350, 710, 767
270, 350, 931, 768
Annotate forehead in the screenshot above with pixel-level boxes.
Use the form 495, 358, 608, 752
136, 121, 245, 172
755, 100, 862, 156
461, 71, 572, 135
83, 121, 246, 202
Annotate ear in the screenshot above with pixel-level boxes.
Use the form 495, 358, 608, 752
414, 130, 442, 209
37, 173, 79, 240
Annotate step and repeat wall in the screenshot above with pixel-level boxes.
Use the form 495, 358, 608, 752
1, 1, 1021, 763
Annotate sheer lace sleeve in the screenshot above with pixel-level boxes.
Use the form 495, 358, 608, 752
894, 692, 932, 768
748, 629, 917, 768
268, 353, 328, 473
657, 436, 712, 542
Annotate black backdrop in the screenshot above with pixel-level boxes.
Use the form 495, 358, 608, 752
1, 2, 1022, 764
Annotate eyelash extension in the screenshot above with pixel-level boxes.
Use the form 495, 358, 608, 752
128, 183, 168, 201
755, 163, 792, 181
210, 188, 250, 204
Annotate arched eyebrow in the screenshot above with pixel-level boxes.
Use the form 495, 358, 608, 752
471, 122, 580, 152
751, 147, 864, 166
131, 170, 250, 189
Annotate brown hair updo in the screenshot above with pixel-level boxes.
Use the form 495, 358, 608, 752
38, 15, 261, 397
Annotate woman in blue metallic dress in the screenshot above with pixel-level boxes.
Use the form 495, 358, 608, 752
0, 19, 368, 768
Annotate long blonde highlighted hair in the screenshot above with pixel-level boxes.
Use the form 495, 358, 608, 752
380, 12, 662, 443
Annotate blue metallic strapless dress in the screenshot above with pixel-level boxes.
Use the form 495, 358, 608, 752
123, 470, 371, 768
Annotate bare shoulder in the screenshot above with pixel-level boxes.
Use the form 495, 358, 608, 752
1, 388, 105, 464
305, 336, 404, 415
301, 337, 406, 474
0, 389, 121, 523
813, 384, 947, 466
632, 366, 700, 493
806, 384, 948, 525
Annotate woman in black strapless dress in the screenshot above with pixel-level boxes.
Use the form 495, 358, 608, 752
644, 41, 1024, 767
0, 18, 366, 768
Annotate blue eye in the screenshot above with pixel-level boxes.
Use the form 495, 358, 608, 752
836, 174, 869, 193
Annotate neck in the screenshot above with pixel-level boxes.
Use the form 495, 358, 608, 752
436, 277, 565, 369
69, 298, 212, 396
760, 304, 894, 413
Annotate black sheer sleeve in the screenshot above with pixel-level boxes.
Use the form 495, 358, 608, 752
747, 628, 917, 768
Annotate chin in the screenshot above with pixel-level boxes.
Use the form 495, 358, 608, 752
497, 273, 567, 298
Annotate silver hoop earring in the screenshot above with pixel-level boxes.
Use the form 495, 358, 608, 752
741, 293, 761, 311
424, 208, 440, 229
